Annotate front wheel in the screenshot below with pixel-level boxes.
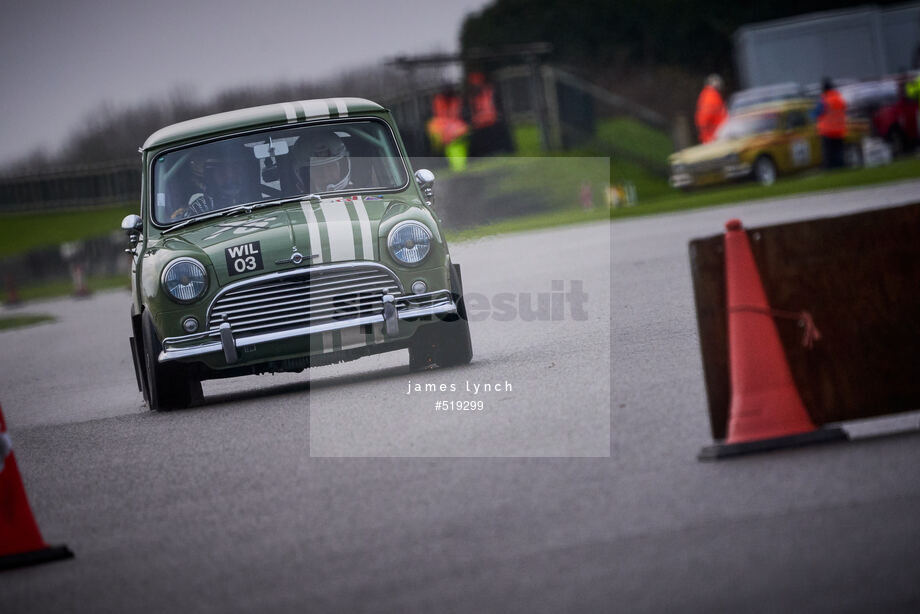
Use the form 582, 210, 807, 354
142, 312, 200, 410
753, 155, 777, 186
408, 264, 473, 370
409, 319, 473, 371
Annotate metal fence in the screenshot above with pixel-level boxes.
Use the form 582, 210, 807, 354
0, 159, 139, 213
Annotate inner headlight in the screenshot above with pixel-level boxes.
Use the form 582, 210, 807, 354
387, 222, 432, 266
162, 258, 208, 303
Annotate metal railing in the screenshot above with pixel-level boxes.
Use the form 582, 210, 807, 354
0, 159, 139, 212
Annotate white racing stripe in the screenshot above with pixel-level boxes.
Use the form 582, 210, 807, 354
332, 98, 349, 116
300, 201, 324, 264
299, 99, 329, 119
352, 196, 375, 260
281, 102, 297, 123
320, 200, 356, 262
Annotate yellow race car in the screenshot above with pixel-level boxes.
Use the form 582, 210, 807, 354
669, 99, 867, 188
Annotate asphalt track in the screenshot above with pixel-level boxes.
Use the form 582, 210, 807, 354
2, 180, 919, 612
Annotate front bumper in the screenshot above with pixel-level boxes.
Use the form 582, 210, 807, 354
669, 172, 693, 188
723, 162, 752, 179
670, 162, 751, 188
160, 290, 456, 364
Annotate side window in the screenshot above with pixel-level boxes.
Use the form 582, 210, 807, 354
786, 111, 808, 130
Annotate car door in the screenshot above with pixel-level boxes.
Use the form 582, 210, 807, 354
784, 109, 818, 169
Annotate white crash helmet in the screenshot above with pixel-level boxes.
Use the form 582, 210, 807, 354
292, 132, 351, 192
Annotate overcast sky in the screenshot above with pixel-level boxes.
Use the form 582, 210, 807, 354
0, 0, 492, 166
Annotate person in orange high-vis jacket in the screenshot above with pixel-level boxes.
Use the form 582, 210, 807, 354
465, 71, 512, 157
812, 78, 847, 169
468, 72, 498, 130
426, 86, 469, 170
695, 74, 728, 144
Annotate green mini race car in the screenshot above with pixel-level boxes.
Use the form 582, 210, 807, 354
122, 97, 472, 410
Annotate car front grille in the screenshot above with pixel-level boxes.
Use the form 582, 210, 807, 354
207, 264, 403, 336
686, 159, 724, 174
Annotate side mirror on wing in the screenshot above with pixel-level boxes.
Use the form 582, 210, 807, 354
415, 169, 435, 207
121, 214, 142, 252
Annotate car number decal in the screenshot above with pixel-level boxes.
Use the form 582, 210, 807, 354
791, 139, 810, 167
225, 241, 264, 276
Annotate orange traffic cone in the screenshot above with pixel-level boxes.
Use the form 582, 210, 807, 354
0, 404, 74, 570
699, 219, 847, 460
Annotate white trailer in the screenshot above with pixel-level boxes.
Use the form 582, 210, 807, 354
734, 3, 920, 89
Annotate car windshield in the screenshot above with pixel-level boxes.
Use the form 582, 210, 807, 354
715, 112, 780, 141
152, 119, 408, 225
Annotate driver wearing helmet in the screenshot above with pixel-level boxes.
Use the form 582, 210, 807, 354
172, 148, 247, 219
291, 131, 352, 194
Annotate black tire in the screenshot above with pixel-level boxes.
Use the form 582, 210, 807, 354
141, 312, 199, 410
408, 263, 473, 371
753, 155, 777, 186
130, 333, 150, 402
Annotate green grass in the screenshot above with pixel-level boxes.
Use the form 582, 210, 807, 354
512, 117, 673, 164
511, 123, 543, 156
0, 313, 56, 331
0, 203, 135, 258
591, 117, 673, 162
4, 274, 128, 304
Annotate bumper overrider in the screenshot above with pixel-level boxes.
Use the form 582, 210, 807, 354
158, 262, 457, 365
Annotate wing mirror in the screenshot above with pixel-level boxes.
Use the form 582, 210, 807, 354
121, 214, 142, 251
415, 169, 434, 207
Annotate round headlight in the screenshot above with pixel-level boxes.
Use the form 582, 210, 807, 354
387, 222, 432, 266
162, 258, 208, 304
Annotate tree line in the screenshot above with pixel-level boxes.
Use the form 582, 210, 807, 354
2, 64, 443, 175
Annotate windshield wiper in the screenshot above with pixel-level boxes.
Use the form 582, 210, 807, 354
161, 194, 321, 234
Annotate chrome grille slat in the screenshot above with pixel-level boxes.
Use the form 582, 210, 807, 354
221, 271, 392, 299
212, 279, 399, 313
222, 306, 386, 335
211, 299, 385, 329
210, 289, 394, 320
207, 264, 404, 336
216, 273, 393, 305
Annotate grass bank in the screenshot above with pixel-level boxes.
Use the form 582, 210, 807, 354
0, 203, 135, 258
0, 313, 56, 331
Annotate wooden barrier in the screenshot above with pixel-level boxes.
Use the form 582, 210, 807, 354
689, 202, 920, 440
